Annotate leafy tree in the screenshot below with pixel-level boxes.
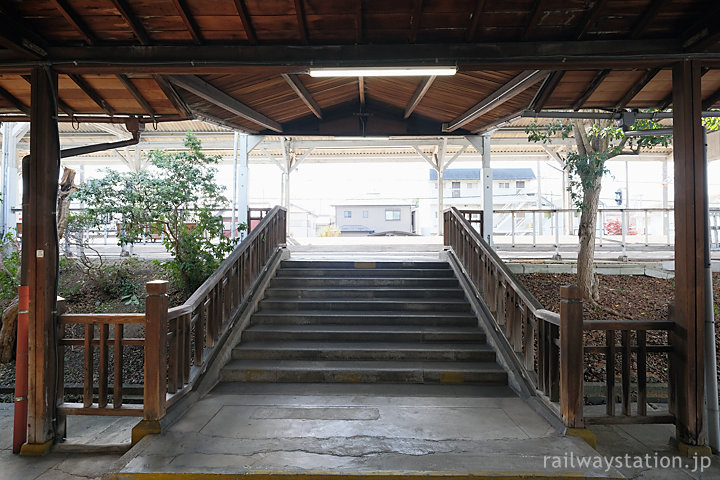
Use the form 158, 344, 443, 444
72, 133, 236, 292
526, 115, 670, 303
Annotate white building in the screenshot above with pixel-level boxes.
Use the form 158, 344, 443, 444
333, 201, 416, 236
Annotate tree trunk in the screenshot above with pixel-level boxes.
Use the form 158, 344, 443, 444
577, 183, 601, 302
0, 297, 19, 362
57, 167, 77, 240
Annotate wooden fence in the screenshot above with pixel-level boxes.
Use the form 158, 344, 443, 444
56, 206, 286, 431
444, 207, 675, 428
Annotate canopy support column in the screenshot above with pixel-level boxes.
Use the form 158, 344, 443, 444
21, 67, 61, 455
671, 60, 710, 453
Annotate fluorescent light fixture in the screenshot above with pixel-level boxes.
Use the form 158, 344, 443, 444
308, 66, 457, 77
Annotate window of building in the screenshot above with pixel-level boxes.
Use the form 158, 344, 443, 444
516, 180, 525, 188
498, 182, 510, 188
344, 210, 352, 218
362, 210, 369, 218
466, 183, 473, 189
452, 190, 461, 198
451, 181, 460, 189
451, 181, 461, 198
385, 209, 401, 221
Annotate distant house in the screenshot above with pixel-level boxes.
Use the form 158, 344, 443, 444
428, 168, 536, 198
333, 201, 416, 236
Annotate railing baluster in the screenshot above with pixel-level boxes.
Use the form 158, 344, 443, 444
98, 323, 109, 408
114, 324, 123, 408
621, 329, 631, 416
637, 330, 647, 416
83, 323, 94, 408
183, 312, 191, 383
167, 318, 178, 394
606, 330, 616, 416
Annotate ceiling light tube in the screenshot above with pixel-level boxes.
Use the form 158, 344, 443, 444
308, 66, 457, 77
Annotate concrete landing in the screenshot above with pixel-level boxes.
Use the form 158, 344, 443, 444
113, 383, 619, 479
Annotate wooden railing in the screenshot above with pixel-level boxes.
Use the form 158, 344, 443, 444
443, 207, 675, 428
56, 206, 287, 430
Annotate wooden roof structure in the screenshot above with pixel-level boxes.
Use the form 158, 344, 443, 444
1, 1, 720, 135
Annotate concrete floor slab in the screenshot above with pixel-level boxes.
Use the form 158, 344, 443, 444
114, 383, 619, 479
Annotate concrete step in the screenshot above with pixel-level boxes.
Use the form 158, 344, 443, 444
257, 298, 471, 312
221, 359, 508, 385
280, 260, 450, 270
263, 287, 465, 299
232, 341, 497, 362
270, 277, 460, 288
242, 324, 487, 343
276, 268, 455, 278
251, 310, 477, 327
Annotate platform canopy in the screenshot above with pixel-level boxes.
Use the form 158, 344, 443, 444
0, 1, 720, 136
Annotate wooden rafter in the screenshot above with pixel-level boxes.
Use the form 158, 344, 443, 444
528, 71, 564, 112
614, 68, 660, 110
0, 6, 47, 58
192, 108, 258, 134
465, 0, 487, 42
522, 0, 545, 41
571, 69, 610, 110
444, 70, 548, 132
68, 74, 115, 116
356, 0, 363, 43
629, 0, 669, 39
153, 75, 192, 119
169, 75, 282, 132
108, 0, 151, 45
410, 0, 423, 43
294, 0, 308, 44
0, 83, 29, 115
576, 0, 609, 40
49, 0, 97, 45
281, 74, 322, 119
404, 76, 436, 118
681, 6, 720, 50
171, 0, 203, 44
117, 74, 156, 118
358, 77, 365, 106
702, 87, 720, 110
472, 109, 525, 134
232, 0, 257, 44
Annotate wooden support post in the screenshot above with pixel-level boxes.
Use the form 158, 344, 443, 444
133, 280, 168, 446
21, 67, 61, 455
560, 285, 584, 428
672, 60, 710, 452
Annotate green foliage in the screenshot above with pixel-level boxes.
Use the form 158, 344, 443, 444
0, 231, 20, 301
71, 132, 236, 293
525, 116, 670, 210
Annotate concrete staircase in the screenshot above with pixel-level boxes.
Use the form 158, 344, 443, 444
221, 260, 507, 386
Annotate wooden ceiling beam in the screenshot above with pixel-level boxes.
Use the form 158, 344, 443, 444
0, 84, 29, 115
576, 0, 609, 40
191, 108, 259, 134
522, 0, 545, 41
571, 69, 610, 110
356, 1, 364, 43
629, 0, 669, 39
294, 0, 308, 44
171, 0, 203, 45
472, 109, 525, 134
527, 70, 564, 112
281, 73, 322, 119
169, 75, 282, 132
49, 0, 97, 45
410, 0, 423, 43
153, 74, 192, 119
681, 6, 720, 50
444, 70, 548, 132
117, 74, 156, 118
404, 76, 436, 119
465, 0, 487, 42
232, 0, 257, 44
0, 5, 47, 58
614, 68, 660, 110
109, 0, 151, 45
68, 74, 115, 116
